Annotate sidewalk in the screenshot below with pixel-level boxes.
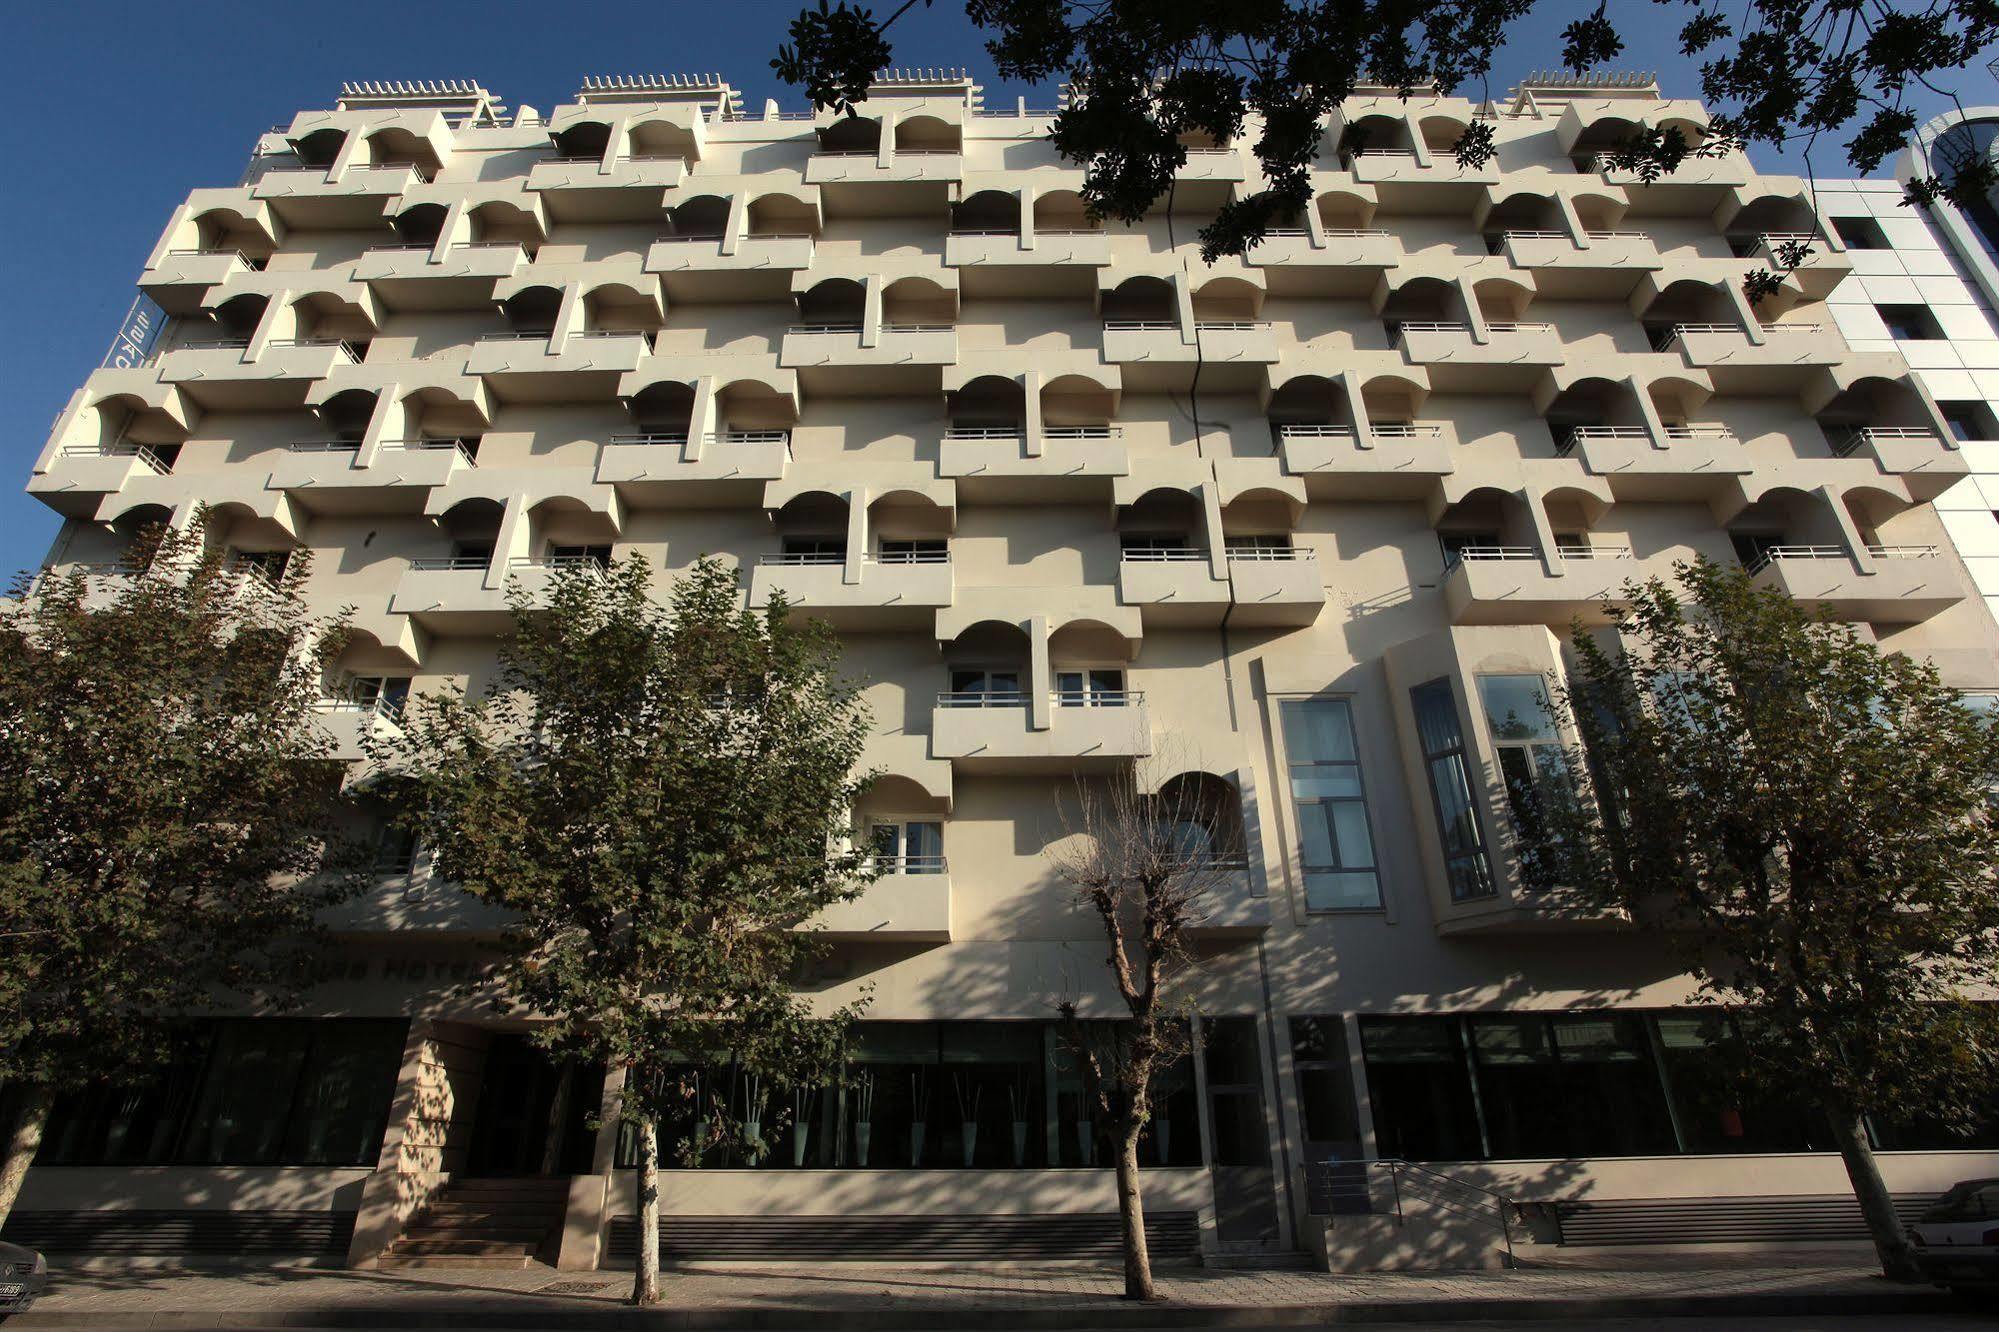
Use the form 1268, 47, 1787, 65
6, 1247, 1964, 1328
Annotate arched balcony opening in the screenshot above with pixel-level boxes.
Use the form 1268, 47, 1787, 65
203, 501, 298, 571
881, 276, 957, 328
626, 382, 694, 437
582, 281, 662, 336
1342, 113, 1413, 163
1242, 190, 1308, 235
1842, 484, 1926, 553
500, 285, 563, 336
1315, 190, 1375, 232
1571, 192, 1630, 237
717, 378, 798, 431
1726, 486, 1846, 569
1544, 377, 1644, 454
190, 208, 273, 266
198, 292, 270, 345
1380, 277, 1464, 343
109, 501, 177, 548
895, 115, 962, 154
1647, 376, 1719, 437
292, 128, 346, 168
946, 375, 1025, 439
817, 116, 881, 156
84, 393, 186, 463
315, 388, 379, 444
770, 491, 850, 567
869, 491, 952, 565
1041, 373, 1118, 435
856, 775, 950, 847
748, 191, 819, 238
527, 496, 619, 571
628, 120, 697, 164
1151, 772, 1247, 868
1117, 487, 1206, 564
1048, 619, 1137, 708
1359, 373, 1430, 433
1434, 487, 1535, 567
391, 203, 448, 247
942, 620, 1032, 708
1419, 113, 1470, 156
1176, 127, 1230, 150
1267, 374, 1355, 450
551, 121, 612, 162
951, 190, 1020, 237
1192, 276, 1263, 324
1221, 488, 1302, 560
1725, 195, 1822, 258
363, 128, 440, 179
1568, 115, 1642, 172
1471, 276, 1535, 325
1102, 276, 1176, 327
1816, 377, 1937, 456
1033, 190, 1099, 234
796, 277, 865, 329
1639, 279, 1738, 351
1541, 486, 1618, 559
469, 200, 542, 253
431, 498, 505, 568
666, 195, 731, 239
1482, 192, 1565, 254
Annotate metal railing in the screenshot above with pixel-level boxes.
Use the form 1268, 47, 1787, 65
1835, 425, 1938, 456
788, 322, 863, 335
652, 231, 728, 244
1052, 688, 1142, 708
1371, 422, 1445, 438
871, 854, 948, 875
513, 554, 609, 573
1557, 425, 1646, 455
1225, 545, 1315, 562
948, 228, 1019, 237
1743, 544, 1844, 573
408, 554, 490, 572
761, 551, 845, 566
609, 429, 791, 449
1651, 322, 1737, 351
1323, 227, 1392, 237
1103, 319, 1179, 331
1445, 545, 1539, 564
313, 695, 404, 723
885, 322, 954, 334
267, 338, 362, 362
1044, 424, 1121, 439
1036, 226, 1105, 236
1195, 320, 1270, 332
1760, 322, 1823, 334
60, 443, 173, 473
1487, 321, 1554, 334
352, 162, 434, 182
937, 690, 1029, 708
943, 425, 1022, 440
1313, 1159, 1516, 1264
1279, 424, 1356, 438
869, 548, 951, 565
1666, 424, 1736, 441
1395, 321, 1470, 335
611, 431, 690, 447
287, 439, 362, 453
379, 438, 479, 465
1121, 546, 1207, 562
1557, 543, 1635, 560
1868, 543, 1939, 560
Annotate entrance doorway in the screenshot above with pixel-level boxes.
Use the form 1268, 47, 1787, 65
464, 1035, 603, 1177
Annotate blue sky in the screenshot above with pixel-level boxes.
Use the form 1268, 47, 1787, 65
3, 0, 1993, 578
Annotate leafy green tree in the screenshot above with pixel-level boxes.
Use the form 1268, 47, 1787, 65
775, 1, 1999, 265
0, 519, 361, 1228
1523, 559, 1999, 1282
374, 556, 874, 1306
1047, 761, 1230, 1301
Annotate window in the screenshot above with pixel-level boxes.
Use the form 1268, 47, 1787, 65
547, 543, 611, 568
1409, 680, 1495, 901
1876, 303, 1943, 341
1279, 699, 1380, 910
1831, 216, 1888, 250
1469, 1014, 1678, 1159
1938, 400, 1997, 442
374, 824, 419, 875
1289, 1016, 1362, 1164
1224, 534, 1294, 558
1121, 533, 1195, 560
1477, 674, 1572, 875
1358, 1017, 1485, 1162
946, 668, 1023, 708
1055, 668, 1126, 707
781, 536, 845, 563
1730, 531, 1785, 568
232, 549, 291, 586
349, 675, 411, 720
871, 819, 943, 874
877, 539, 948, 564
452, 539, 494, 564
1438, 531, 1500, 567
1959, 692, 1999, 727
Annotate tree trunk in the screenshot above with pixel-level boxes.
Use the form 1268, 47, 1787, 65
1828, 1105, 1921, 1283
1114, 1118, 1157, 1301
0, 1085, 53, 1231
632, 1119, 663, 1306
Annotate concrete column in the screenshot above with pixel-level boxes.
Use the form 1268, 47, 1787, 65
861, 277, 883, 348
1719, 277, 1766, 344
844, 489, 867, 586
1551, 192, 1588, 249
1337, 370, 1375, 451
1020, 187, 1039, 251
1821, 483, 1875, 575
1304, 194, 1328, 249
1344, 1012, 1381, 1159
1199, 481, 1228, 580
1023, 370, 1046, 458
599, 115, 629, 174
1518, 486, 1564, 577
326, 130, 364, 184
245, 289, 291, 364
1405, 115, 1433, 169
488, 492, 533, 590
877, 114, 896, 169
685, 376, 719, 461
1173, 272, 1197, 345
557, 1065, 626, 1272
721, 192, 749, 256
1028, 614, 1051, 731
1456, 277, 1490, 344
432, 199, 471, 262
549, 283, 585, 352
1628, 374, 1671, 451
354, 385, 406, 469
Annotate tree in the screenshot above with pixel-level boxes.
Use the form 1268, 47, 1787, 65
0, 519, 361, 1228
375, 556, 874, 1306
775, 1, 1999, 266
1046, 762, 1234, 1301
1520, 558, 1999, 1282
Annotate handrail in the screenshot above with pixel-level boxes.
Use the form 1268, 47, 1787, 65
760, 552, 845, 566
1836, 425, 1937, 457
1225, 545, 1315, 562
1557, 543, 1635, 560
267, 338, 361, 362
1044, 424, 1121, 439
871, 854, 948, 875
513, 554, 609, 572
868, 549, 951, 565
1121, 546, 1207, 562
610, 431, 690, 447
1196, 320, 1270, 331
1743, 544, 1845, 573
1487, 321, 1554, 333
1666, 424, 1736, 440
948, 228, 1019, 237
1376, 1159, 1517, 1265
789, 322, 863, 334
378, 438, 479, 466
1371, 422, 1445, 438
885, 322, 954, 333
1760, 322, 1823, 334
943, 425, 1022, 440
409, 555, 490, 572
287, 439, 362, 453
1324, 227, 1392, 237
1868, 543, 1938, 559
1279, 424, 1356, 438
1051, 689, 1142, 706
61, 443, 173, 473
937, 690, 1029, 708
1396, 321, 1469, 334
1447, 545, 1539, 563
1103, 319, 1179, 331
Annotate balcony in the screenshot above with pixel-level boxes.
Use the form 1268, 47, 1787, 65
1441, 545, 1637, 625
1117, 549, 1231, 624
808, 857, 952, 942
1277, 424, 1454, 496
250, 161, 431, 226
1348, 148, 1499, 194
804, 149, 962, 187
1590, 152, 1752, 195
140, 249, 262, 313
312, 697, 403, 762
644, 232, 815, 295
1830, 427, 1968, 500
1101, 319, 1187, 365
1495, 229, 1663, 294
748, 551, 954, 627
1193, 320, 1279, 365
154, 338, 363, 408
938, 425, 1129, 497
930, 692, 1151, 770
1657, 321, 1843, 388
388, 554, 596, 633
595, 430, 790, 497
29, 443, 174, 512
465, 330, 653, 397
267, 438, 475, 504
1394, 321, 1562, 389
1186, 860, 1271, 938
1226, 547, 1325, 626
1244, 228, 1400, 275
1747, 545, 1966, 623
351, 241, 528, 308
525, 153, 688, 220
778, 323, 958, 373
1560, 425, 1750, 495
1742, 232, 1852, 300
945, 228, 1111, 270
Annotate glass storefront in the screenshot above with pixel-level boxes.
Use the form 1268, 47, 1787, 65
34, 1019, 408, 1168
614, 1020, 1203, 1170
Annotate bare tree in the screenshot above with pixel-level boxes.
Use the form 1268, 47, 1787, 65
1048, 759, 1239, 1301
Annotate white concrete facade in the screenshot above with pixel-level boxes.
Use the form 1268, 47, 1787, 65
13, 72, 1999, 1269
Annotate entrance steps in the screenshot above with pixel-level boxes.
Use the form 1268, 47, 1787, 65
377, 1177, 570, 1269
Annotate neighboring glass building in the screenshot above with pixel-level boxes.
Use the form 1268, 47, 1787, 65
9, 71, 1999, 1271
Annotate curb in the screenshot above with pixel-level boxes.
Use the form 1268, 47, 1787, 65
5, 1287, 1962, 1329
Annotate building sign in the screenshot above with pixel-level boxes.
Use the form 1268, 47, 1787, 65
101, 296, 164, 370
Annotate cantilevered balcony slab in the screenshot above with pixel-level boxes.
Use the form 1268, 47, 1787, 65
1749, 546, 1967, 623
749, 554, 954, 629
524, 155, 686, 221
1244, 229, 1400, 295
1226, 550, 1326, 627
251, 164, 423, 228
1831, 427, 1969, 502
1186, 865, 1271, 938
804, 151, 963, 187
387, 557, 586, 634
154, 338, 362, 410
1117, 552, 1232, 626
351, 241, 528, 311
1277, 424, 1455, 499
1662, 322, 1844, 391
595, 430, 791, 504
28, 444, 176, 518
140, 249, 263, 316
930, 696, 1150, 772
1563, 425, 1751, 500
945, 229, 1111, 272
939, 427, 1129, 500
312, 699, 404, 763
466, 331, 652, 402
644, 232, 814, 300
1496, 229, 1663, 297
779, 324, 957, 394
267, 438, 476, 514
807, 865, 953, 943
1441, 548, 1638, 625
1395, 321, 1563, 391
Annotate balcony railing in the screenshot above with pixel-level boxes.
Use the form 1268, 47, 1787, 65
1444, 545, 1538, 565
1868, 543, 1939, 560
408, 555, 491, 572
162, 248, 265, 271
1103, 319, 1179, 331
1742, 545, 1845, 574
513, 554, 608, 573
938, 690, 1029, 708
868, 549, 950, 565
1224, 546, 1315, 562
1043, 424, 1122, 439
1833, 425, 1939, 457
313, 695, 405, 724
1486, 321, 1555, 334
351, 162, 435, 182
1278, 424, 1356, 439
1370, 423, 1446, 438
1665, 424, 1737, 441
379, 438, 480, 465
288, 439, 362, 453
267, 337, 362, 362
1555, 425, 1646, 455
942, 425, 1022, 440
789, 322, 864, 335
1556, 543, 1635, 561
1195, 320, 1270, 331
761, 552, 846, 566
1052, 689, 1142, 707
885, 322, 954, 334
1650, 322, 1738, 351
60, 442, 173, 473
1121, 547, 1207, 562
870, 854, 948, 875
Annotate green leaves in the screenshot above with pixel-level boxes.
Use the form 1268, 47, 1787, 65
376, 556, 875, 1150
0, 515, 365, 1096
